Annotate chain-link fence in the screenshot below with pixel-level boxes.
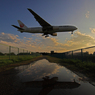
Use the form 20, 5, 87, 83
0, 43, 40, 60
64, 46, 95, 62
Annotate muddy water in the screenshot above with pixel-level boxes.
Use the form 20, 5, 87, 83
15, 59, 95, 95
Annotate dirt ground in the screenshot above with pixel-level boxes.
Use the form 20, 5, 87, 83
0, 69, 22, 95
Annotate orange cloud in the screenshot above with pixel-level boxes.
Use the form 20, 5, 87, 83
63, 31, 95, 51
90, 28, 95, 33
0, 31, 95, 53
1, 32, 5, 35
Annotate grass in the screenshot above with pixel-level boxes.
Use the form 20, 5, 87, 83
0, 55, 38, 60
44, 56, 61, 63
60, 59, 95, 73
0, 55, 43, 72
0, 55, 36, 66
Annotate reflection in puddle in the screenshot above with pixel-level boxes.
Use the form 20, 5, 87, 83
15, 59, 79, 82
23, 76, 80, 95
15, 59, 95, 95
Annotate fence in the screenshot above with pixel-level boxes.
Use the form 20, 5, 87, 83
0, 43, 40, 60
64, 46, 95, 62
49, 46, 95, 62
1, 43, 95, 62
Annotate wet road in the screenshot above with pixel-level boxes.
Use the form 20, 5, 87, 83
14, 59, 95, 95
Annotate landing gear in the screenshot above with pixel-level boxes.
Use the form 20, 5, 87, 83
71, 31, 73, 34
42, 33, 49, 38
20, 31, 23, 33
42, 34, 44, 36
45, 35, 49, 38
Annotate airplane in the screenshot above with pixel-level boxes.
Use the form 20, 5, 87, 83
12, 8, 77, 37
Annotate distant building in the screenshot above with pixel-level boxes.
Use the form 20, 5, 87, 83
93, 52, 95, 55
51, 51, 54, 54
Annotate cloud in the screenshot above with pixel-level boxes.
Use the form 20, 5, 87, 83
0, 31, 95, 53
85, 11, 90, 18
24, 37, 26, 38
0, 32, 20, 43
1, 32, 5, 35
90, 28, 95, 33
31, 32, 95, 52
63, 31, 95, 50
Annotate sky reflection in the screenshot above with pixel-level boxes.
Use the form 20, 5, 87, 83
15, 59, 79, 82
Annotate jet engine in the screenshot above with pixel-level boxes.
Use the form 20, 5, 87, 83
51, 33, 57, 36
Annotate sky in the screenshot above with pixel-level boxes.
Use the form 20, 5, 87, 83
1, 0, 95, 53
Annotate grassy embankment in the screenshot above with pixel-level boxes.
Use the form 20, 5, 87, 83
0, 55, 43, 72
45, 56, 95, 78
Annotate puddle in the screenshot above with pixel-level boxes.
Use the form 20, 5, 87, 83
15, 59, 95, 95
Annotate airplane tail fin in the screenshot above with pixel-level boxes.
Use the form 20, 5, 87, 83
18, 20, 28, 29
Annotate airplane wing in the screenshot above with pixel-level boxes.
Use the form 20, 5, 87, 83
23, 81, 80, 89
27, 8, 51, 28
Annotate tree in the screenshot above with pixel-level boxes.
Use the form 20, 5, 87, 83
0, 52, 4, 55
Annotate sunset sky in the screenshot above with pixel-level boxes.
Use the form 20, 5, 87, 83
1, 0, 95, 53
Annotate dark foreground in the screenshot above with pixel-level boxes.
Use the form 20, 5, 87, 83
0, 56, 95, 95
0, 69, 21, 95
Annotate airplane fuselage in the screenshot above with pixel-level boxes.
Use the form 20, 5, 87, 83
19, 25, 77, 34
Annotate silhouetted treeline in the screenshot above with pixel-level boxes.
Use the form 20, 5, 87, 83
17, 52, 40, 55
0, 52, 4, 55
17, 53, 30, 55
0, 52, 40, 56
40, 52, 50, 55
0, 52, 15, 55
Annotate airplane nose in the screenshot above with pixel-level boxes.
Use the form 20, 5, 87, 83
74, 26, 77, 30
75, 27, 77, 30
